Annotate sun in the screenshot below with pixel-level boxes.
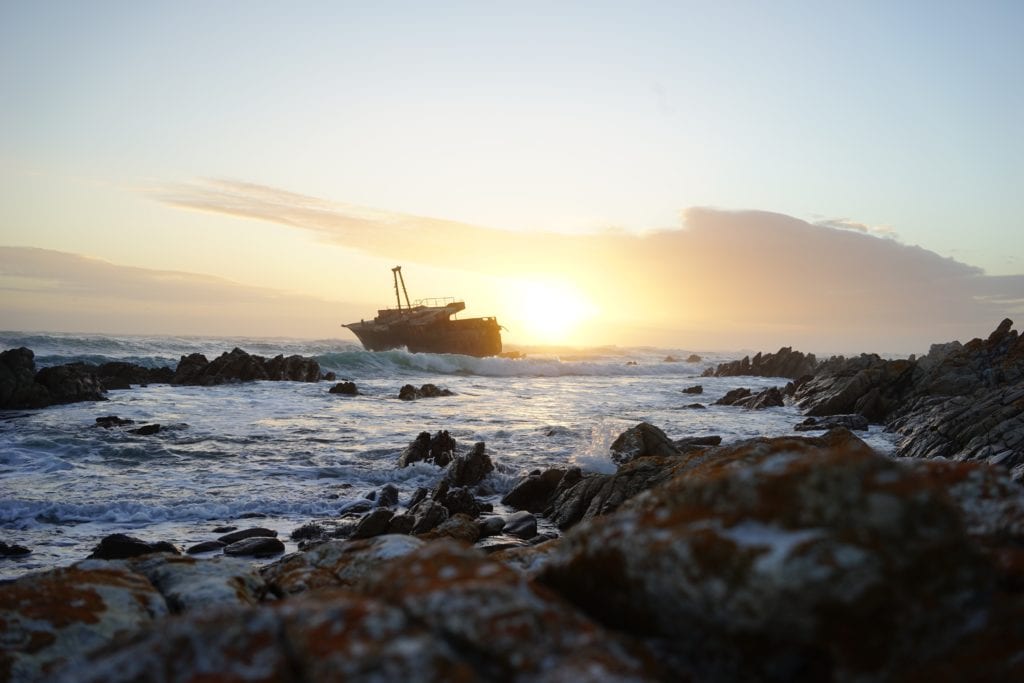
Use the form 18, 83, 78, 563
501, 278, 598, 346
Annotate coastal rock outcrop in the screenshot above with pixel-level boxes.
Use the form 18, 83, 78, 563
1, 348, 109, 409
609, 422, 679, 465
398, 383, 455, 400
171, 348, 321, 386
397, 430, 457, 467
703, 346, 819, 379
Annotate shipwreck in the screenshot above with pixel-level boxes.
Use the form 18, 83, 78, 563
343, 267, 503, 357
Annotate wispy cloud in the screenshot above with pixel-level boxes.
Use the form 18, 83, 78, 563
812, 217, 899, 239
139, 178, 1024, 350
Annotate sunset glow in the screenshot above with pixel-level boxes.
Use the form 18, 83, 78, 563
501, 278, 600, 346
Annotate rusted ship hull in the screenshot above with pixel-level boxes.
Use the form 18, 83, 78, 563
345, 316, 502, 357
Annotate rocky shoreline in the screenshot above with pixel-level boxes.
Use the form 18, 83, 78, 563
3, 321, 1024, 680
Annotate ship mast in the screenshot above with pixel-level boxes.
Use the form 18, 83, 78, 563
392, 266, 411, 310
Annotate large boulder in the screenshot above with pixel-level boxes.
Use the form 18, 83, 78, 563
442, 441, 493, 487
0, 562, 168, 681
0, 347, 51, 408
537, 430, 1000, 681
34, 363, 106, 405
126, 554, 267, 613
501, 468, 569, 512
609, 422, 679, 465
87, 534, 179, 560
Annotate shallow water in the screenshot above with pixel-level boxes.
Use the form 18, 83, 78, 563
0, 333, 896, 579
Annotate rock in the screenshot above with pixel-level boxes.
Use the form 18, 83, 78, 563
387, 513, 415, 535
398, 383, 455, 400
185, 540, 225, 554
501, 468, 567, 512
737, 386, 785, 409
609, 422, 679, 465
704, 346, 819, 379
0, 541, 31, 556
376, 483, 400, 508
328, 381, 359, 395
216, 527, 277, 545
686, 354, 702, 363
443, 441, 493, 487
434, 483, 483, 517
682, 384, 703, 394
0, 562, 168, 681
673, 435, 722, 452
127, 554, 266, 613
420, 513, 481, 543
397, 430, 457, 467
410, 499, 448, 535
172, 348, 320, 386
684, 403, 706, 409
260, 535, 426, 596
503, 511, 538, 539
663, 355, 680, 362
35, 362, 107, 405
95, 415, 135, 428
95, 361, 174, 390
222, 536, 285, 557
351, 508, 394, 539
87, 534, 179, 560
479, 515, 507, 537
714, 387, 752, 405
0, 347, 51, 408
537, 431, 997, 681
794, 414, 869, 431
128, 423, 160, 435
794, 353, 916, 421
289, 522, 325, 541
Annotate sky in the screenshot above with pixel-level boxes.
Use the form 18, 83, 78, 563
1, 1, 1022, 354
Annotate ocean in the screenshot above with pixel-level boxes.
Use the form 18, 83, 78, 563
0, 332, 897, 580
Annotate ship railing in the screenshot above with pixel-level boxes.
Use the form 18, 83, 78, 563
411, 297, 461, 308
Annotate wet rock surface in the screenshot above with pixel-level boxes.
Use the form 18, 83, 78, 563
171, 347, 321, 385
398, 383, 455, 400
703, 346, 819, 379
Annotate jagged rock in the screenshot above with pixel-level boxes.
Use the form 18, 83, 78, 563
376, 483, 400, 508
795, 414, 869, 431
501, 468, 567, 512
87, 534, 179, 560
398, 383, 454, 400
714, 387, 752, 406
0, 347, 51, 408
222, 536, 285, 557
387, 513, 415, 535
171, 348, 320, 386
538, 430, 1000, 681
397, 430, 457, 467
443, 441, 493, 487
216, 527, 277, 545
419, 513, 481, 543
704, 346, 819, 379
503, 511, 538, 539
0, 541, 31, 556
352, 508, 395, 539
0, 561, 168, 681
737, 386, 785, 409
673, 435, 722, 452
328, 381, 359, 395
95, 415, 135, 428
94, 361, 174, 390
682, 384, 703, 394
433, 483, 483, 517
35, 363, 107, 405
794, 354, 916, 420
128, 423, 161, 436
609, 422, 679, 465
127, 554, 266, 613
410, 499, 448, 534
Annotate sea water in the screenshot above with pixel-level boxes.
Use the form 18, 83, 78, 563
0, 332, 897, 580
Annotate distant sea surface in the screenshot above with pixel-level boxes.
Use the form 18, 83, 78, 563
0, 332, 897, 579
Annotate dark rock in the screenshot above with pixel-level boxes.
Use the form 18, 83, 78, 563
682, 385, 703, 394
387, 514, 415, 535
673, 435, 722, 453
503, 511, 538, 540
398, 430, 457, 468
212, 525, 237, 534
96, 361, 174, 390
443, 442, 493, 487
684, 403, 706, 409
322, 371, 337, 381
289, 523, 325, 541
216, 527, 277, 545
501, 468, 566, 512
88, 533, 180, 560
399, 383, 455, 400
377, 483, 400, 508
95, 415, 135, 428
352, 508, 395, 539
223, 536, 285, 557
479, 516, 507, 537
663, 355, 680, 362
0, 347, 51, 408
407, 487, 429, 509
172, 348, 320, 386
185, 540, 226, 554
0, 541, 31, 556
35, 363, 107, 405
609, 422, 679, 465
410, 499, 448, 535
128, 424, 161, 436
737, 386, 785, 409
419, 513, 481, 544
686, 354, 702, 363
238, 512, 268, 519
714, 387, 752, 405
328, 381, 359, 395
795, 414, 869, 431
435, 485, 483, 517
704, 346, 819, 379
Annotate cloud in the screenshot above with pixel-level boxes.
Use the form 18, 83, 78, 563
812, 217, 899, 239
0, 247, 358, 337
141, 179, 1024, 352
